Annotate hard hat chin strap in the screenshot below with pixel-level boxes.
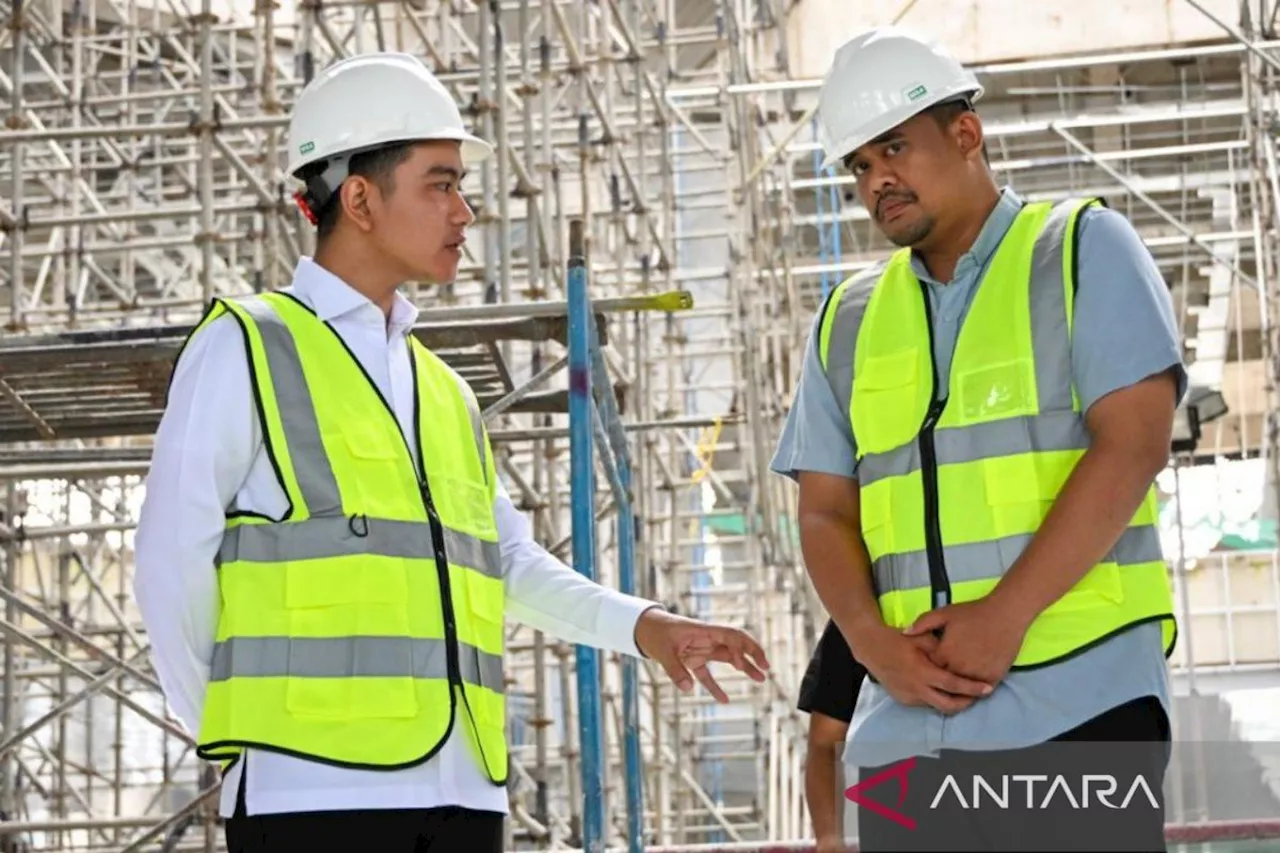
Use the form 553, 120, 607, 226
294, 152, 352, 225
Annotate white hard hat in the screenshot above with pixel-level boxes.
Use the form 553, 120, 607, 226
285, 51, 493, 183
815, 27, 983, 171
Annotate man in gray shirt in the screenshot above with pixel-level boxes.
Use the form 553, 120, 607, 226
774, 27, 1183, 852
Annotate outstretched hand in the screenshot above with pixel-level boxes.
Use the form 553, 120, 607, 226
633, 608, 771, 702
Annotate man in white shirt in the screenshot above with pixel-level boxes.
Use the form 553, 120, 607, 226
132, 52, 770, 852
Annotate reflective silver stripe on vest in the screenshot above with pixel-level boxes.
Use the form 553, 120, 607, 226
238, 296, 343, 518
442, 363, 490, 487
219, 516, 501, 579
1029, 199, 1085, 413
209, 635, 505, 695
857, 411, 1090, 488
821, 261, 886, 425
226, 296, 500, 581
872, 524, 1164, 595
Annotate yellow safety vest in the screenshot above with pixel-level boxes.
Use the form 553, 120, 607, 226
186, 291, 508, 782
817, 197, 1177, 668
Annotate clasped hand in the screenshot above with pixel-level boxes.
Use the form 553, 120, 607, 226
862, 598, 1032, 715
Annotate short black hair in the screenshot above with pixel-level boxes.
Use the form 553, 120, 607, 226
298, 142, 417, 243
840, 98, 990, 172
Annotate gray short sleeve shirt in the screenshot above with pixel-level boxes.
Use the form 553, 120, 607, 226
772, 188, 1187, 764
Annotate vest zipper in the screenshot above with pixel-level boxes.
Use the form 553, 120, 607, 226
298, 309, 470, 769
918, 281, 952, 611
319, 335, 465, 692
407, 381, 496, 778
416, 475, 463, 688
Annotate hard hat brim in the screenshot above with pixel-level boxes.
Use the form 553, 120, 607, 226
287, 129, 496, 178
819, 85, 983, 172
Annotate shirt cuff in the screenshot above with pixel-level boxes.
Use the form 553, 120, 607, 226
599, 594, 664, 659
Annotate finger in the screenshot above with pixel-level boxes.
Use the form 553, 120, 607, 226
924, 646, 949, 669
658, 655, 695, 694
711, 643, 748, 672
923, 640, 950, 669
921, 687, 976, 715
737, 632, 771, 672
928, 665, 994, 698
907, 632, 939, 654
707, 645, 736, 665
708, 631, 772, 677
922, 692, 966, 715
723, 637, 769, 682
691, 664, 730, 703
904, 609, 947, 635
733, 653, 767, 683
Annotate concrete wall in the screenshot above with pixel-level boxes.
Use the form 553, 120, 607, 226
1173, 551, 1280, 670
785, 0, 1244, 79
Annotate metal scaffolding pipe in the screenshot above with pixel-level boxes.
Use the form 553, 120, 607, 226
0, 2, 1273, 849
664, 39, 1280, 99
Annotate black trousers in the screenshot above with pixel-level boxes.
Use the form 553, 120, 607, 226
223, 766, 505, 853
853, 695, 1171, 853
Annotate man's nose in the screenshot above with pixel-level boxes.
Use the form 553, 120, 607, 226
867, 163, 900, 196
452, 195, 476, 227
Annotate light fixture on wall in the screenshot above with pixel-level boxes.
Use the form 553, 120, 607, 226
1171, 386, 1229, 455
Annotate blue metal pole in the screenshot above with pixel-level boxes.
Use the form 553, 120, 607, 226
615, 422, 644, 853
566, 218, 605, 853
582, 284, 644, 853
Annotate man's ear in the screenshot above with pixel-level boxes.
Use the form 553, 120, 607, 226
339, 177, 376, 233
952, 112, 987, 163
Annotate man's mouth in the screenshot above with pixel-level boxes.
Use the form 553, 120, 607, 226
878, 195, 914, 221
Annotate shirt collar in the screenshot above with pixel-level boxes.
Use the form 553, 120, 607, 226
289, 256, 421, 337
910, 186, 1025, 285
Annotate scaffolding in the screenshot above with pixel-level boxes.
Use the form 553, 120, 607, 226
0, 0, 813, 849
1, 0, 1280, 850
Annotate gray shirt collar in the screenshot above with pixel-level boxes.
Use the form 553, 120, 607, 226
909, 187, 1025, 287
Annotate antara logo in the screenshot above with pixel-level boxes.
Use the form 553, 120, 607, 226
930, 773, 1161, 810
844, 757, 1160, 830
844, 757, 918, 830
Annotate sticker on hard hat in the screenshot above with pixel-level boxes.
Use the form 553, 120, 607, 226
299, 141, 315, 154
905, 84, 928, 101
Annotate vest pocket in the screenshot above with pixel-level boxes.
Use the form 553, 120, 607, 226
435, 474, 498, 543
980, 431, 1126, 611
852, 349, 923, 455
461, 571, 505, 726
340, 431, 419, 516
1052, 561, 1125, 611
463, 569, 504, 652
284, 658, 420, 721
858, 481, 894, 563
981, 443, 1054, 540
282, 560, 418, 720
954, 359, 1036, 423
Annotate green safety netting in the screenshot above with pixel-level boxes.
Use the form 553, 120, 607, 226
1155, 489, 1278, 552
1215, 520, 1279, 550
701, 513, 798, 541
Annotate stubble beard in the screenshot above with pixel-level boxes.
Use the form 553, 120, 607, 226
885, 215, 935, 248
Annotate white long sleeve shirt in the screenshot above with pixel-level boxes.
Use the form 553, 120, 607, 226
133, 257, 656, 818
